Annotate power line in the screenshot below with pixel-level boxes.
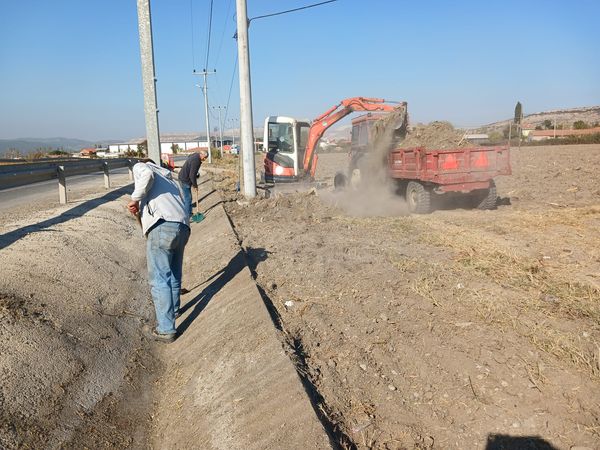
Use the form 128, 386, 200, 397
223, 54, 238, 127
204, 0, 215, 70
214, 0, 234, 67
189, 0, 196, 70
250, 0, 338, 22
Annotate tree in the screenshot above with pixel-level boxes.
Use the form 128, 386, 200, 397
514, 102, 522, 124
573, 120, 589, 129
543, 119, 553, 130
171, 143, 180, 154
137, 140, 148, 157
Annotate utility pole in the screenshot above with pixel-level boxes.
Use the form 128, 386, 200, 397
235, 0, 256, 198
194, 69, 216, 163
136, 0, 161, 164
212, 106, 226, 158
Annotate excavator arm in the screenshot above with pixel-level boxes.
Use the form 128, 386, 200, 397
302, 97, 407, 178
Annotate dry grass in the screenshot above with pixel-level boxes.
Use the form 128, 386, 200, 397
387, 210, 600, 378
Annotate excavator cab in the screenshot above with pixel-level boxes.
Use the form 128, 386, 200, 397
263, 116, 310, 182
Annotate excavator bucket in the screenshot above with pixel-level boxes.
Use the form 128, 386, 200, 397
370, 105, 408, 149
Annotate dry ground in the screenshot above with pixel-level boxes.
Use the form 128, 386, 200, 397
0, 186, 159, 449
221, 144, 600, 449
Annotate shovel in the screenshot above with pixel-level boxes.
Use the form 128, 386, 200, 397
191, 187, 205, 223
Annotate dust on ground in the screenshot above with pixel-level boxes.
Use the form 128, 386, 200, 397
222, 144, 600, 449
0, 189, 160, 449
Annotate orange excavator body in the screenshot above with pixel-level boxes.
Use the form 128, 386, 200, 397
263, 97, 406, 182
302, 97, 405, 178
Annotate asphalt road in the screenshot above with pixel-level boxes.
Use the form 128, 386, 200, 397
0, 168, 132, 212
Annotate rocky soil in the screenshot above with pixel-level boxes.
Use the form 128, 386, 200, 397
0, 187, 159, 449
222, 144, 600, 449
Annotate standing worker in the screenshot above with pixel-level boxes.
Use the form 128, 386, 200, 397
178, 150, 208, 217
127, 159, 190, 343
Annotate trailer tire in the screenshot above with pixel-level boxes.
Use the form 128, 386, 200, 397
334, 172, 347, 190
472, 180, 497, 210
406, 181, 432, 214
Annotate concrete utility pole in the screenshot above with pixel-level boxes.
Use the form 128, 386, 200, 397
235, 0, 256, 198
136, 0, 161, 164
212, 106, 226, 158
194, 70, 216, 163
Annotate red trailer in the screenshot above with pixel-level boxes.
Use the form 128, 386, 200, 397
387, 145, 511, 213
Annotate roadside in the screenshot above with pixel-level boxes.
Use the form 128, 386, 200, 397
0, 165, 333, 449
0, 182, 159, 449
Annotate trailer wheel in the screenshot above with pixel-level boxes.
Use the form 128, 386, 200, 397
406, 181, 432, 214
471, 180, 497, 210
334, 172, 347, 190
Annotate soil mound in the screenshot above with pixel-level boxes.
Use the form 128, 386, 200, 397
400, 121, 469, 149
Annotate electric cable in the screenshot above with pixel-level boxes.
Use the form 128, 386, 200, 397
250, 0, 338, 22
189, 0, 196, 70
214, 0, 234, 67
204, 0, 215, 70
223, 54, 239, 127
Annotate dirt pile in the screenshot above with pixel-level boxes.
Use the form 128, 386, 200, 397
401, 121, 469, 149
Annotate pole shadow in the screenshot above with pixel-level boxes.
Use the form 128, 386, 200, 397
176, 248, 268, 336
199, 189, 216, 203
0, 184, 133, 251
486, 434, 558, 450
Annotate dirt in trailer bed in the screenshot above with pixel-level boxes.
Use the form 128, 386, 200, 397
219, 144, 600, 449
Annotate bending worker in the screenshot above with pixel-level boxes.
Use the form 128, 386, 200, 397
127, 159, 190, 343
178, 150, 208, 217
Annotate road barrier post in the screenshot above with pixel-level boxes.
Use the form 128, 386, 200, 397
103, 162, 110, 189
57, 166, 67, 204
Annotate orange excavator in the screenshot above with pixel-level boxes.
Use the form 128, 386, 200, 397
263, 97, 407, 182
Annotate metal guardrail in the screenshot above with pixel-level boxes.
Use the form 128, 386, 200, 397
0, 158, 140, 204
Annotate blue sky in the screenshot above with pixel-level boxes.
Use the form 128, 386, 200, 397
0, 0, 599, 141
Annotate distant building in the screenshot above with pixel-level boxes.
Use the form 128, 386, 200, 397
464, 134, 489, 144
520, 123, 535, 138
528, 126, 600, 141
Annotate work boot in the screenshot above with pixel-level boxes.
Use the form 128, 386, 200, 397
151, 328, 176, 343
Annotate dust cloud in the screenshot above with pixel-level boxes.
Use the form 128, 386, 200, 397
322, 115, 475, 216
321, 106, 410, 217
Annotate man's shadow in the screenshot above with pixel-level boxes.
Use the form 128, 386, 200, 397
176, 248, 269, 335
0, 185, 132, 251
486, 434, 558, 450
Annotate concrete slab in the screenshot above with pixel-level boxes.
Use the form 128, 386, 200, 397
151, 174, 332, 449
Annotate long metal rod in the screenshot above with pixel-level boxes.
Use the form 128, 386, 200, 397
136, 0, 161, 164
235, 0, 256, 198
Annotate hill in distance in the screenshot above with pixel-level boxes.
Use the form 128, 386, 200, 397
476, 105, 600, 132
4, 105, 598, 156
0, 137, 100, 156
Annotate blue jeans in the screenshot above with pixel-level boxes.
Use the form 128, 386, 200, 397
146, 221, 190, 334
179, 181, 193, 216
